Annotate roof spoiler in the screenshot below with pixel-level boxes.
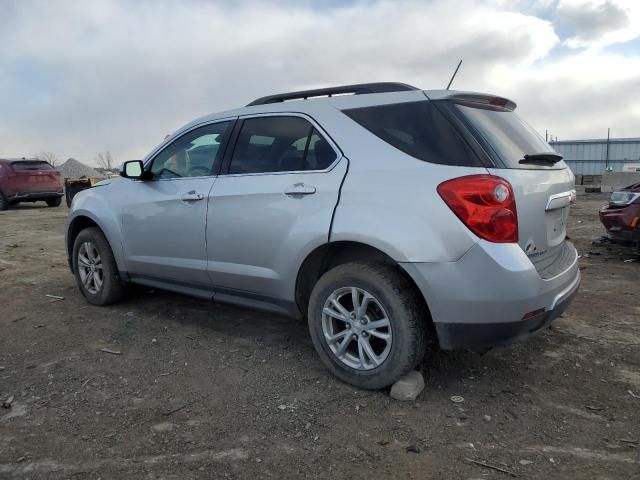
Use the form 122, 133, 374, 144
246, 82, 419, 106
447, 93, 517, 111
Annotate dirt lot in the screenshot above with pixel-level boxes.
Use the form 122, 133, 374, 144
1, 194, 639, 479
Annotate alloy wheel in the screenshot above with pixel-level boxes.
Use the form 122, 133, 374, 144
77, 241, 103, 294
321, 287, 392, 370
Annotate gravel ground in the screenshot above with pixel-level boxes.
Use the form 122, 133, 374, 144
1, 194, 639, 479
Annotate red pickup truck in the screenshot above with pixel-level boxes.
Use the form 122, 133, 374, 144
0, 159, 64, 210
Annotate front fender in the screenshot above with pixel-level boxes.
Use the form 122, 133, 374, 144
66, 187, 125, 273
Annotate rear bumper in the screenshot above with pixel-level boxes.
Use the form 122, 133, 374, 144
401, 240, 580, 351
434, 282, 578, 350
9, 190, 63, 201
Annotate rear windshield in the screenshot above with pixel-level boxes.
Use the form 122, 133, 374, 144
453, 103, 562, 169
11, 161, 54, 171
342, 101, 483, 167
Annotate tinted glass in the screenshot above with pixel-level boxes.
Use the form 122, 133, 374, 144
11, 161, 54, 171
305, 129, 337, 170
343, 101, 482, 167
454, 103, 560, 169
229, 117, 335, 174
150, 122, 231, 179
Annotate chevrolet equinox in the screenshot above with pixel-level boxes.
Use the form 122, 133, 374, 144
66, 83, 580, 389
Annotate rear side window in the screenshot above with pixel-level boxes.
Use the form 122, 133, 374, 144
453, 103, 560, 169
343, 101, 482, 167
11, 161, 53, 171
305, 130, 337, 170
229, 117, 337, 174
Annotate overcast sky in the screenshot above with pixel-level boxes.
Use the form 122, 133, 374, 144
1, 0, 639, 165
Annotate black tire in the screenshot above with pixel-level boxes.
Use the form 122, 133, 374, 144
46, 197, 62, 207
0, 192, 8, 211
72, 227, 126, 305
308, 262, 428, 390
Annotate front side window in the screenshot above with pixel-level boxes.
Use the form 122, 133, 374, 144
150, 121, 231, 179
228, 116, 337, 174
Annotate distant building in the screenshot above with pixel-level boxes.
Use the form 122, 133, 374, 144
550, 137, 640, 175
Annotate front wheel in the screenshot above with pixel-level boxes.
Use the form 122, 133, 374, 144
72, 227, 126, 305
46, 197, 62, 207
308, 262, 428, 390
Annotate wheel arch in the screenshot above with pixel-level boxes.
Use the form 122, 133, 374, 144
294, 240, 432, 321
66, 213, 124, 274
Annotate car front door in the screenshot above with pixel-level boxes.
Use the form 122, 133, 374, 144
206, 114, 347, 303
120, 120, 233, 286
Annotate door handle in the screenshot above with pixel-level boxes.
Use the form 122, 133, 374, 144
181, 190, 205, 203
284, 183, 316, 196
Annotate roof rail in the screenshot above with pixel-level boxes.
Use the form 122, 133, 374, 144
246, 82, 419, 106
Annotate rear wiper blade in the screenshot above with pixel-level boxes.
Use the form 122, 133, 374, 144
519, 153, 563, 165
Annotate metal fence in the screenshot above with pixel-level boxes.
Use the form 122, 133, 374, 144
562, 159, 633, 175
551, 138, 640, 175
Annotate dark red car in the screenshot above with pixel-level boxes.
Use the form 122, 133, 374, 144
0, 159, 64, 210
599, 182, 640, 250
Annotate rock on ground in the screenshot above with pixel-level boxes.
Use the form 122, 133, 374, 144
390, 370, 425, 401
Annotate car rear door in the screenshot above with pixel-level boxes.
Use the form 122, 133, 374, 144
449, 99, 575, 274
205, 114, 347, 301
120, 120, 233, 286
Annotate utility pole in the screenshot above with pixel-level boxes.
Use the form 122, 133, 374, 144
545, 130, 548, 142
605, 128, 610, 170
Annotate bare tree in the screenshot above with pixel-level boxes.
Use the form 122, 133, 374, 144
34, 151, 59, 167
96, 151, 114, 170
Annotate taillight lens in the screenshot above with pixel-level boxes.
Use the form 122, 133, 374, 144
437, 175, 518, 243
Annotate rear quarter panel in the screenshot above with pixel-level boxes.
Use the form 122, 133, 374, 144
312, 105, 482, 262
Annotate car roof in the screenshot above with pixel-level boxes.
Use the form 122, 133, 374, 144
147, 84, 514, 162
180, 88, 509, 128
0, 158, 44, 163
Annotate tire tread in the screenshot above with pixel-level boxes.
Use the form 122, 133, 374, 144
73, 227, 125, 305
308, 261, 429, 389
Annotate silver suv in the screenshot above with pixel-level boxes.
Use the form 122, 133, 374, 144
66, 83, 580, 389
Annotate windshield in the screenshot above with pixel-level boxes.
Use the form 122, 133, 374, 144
454, 103, 562, 169
11, 161, 54, 171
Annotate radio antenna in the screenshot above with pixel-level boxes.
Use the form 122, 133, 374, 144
446, 59, 463, 90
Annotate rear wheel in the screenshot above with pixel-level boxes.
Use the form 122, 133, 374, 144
72, 227, 126, 305
0, 192, 8, 210
46, 197, 62, 207
308, 262, 427, 390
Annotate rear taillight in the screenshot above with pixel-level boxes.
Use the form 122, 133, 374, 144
437, 175, 518, 243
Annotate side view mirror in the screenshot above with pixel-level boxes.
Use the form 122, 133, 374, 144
120, 160, 145, 180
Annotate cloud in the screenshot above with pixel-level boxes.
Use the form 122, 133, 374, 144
556, 0, 639, 49
497, 51, 640, 140
0, 0, 637, 164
